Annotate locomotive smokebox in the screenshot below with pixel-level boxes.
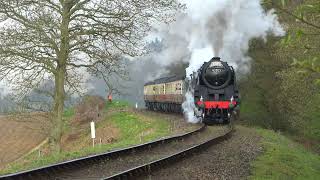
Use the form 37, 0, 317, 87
201, 57, 231, 89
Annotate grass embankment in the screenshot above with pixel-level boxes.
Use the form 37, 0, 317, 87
0, 101, 171, 175
250, 128, 320, 180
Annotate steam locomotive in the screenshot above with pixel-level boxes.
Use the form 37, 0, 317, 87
144, 57, 240, 124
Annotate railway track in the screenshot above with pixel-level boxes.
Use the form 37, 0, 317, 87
0, 124, 233, 180
105, 125, 233, 180
0, 124, 204, 180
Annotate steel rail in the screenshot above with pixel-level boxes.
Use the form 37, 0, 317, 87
104, 126, 233, 180
0, 125, 206, 180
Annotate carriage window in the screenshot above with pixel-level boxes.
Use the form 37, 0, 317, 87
176, 83, 181, 90
153, 86, 156, 94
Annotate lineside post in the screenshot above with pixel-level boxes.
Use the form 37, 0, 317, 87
91, 121, 96, 147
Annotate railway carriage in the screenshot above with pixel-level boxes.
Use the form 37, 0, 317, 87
144, 76, 185, 112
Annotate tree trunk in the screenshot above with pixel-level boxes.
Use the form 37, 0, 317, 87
50, 3, 70, 153
51, 68, 66, 153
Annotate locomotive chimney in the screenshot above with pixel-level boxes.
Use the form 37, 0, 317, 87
211, 57, 221, 61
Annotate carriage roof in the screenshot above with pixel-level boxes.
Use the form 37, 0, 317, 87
144, 75, 185, 86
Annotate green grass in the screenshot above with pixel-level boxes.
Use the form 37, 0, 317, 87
0, 105, 171, 175
109, 112, 170, 144
105, 101, 130, 109
303, 94, 320, 141
250, 128, 320, 180
63, 107, 75, 118
62, 107, 75, 133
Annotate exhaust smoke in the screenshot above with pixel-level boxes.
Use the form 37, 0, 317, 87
151, 0, 285, 123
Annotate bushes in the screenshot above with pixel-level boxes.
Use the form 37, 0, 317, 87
240, 0, 320, 141
276, 69, 320, 139
73, 96, 106, 124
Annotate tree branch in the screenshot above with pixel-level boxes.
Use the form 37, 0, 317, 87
272, 2, 320, 30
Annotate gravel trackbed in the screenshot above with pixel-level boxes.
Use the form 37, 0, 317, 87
142, 126, 262, 180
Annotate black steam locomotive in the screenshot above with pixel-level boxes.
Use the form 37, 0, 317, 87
191, 57, 240, 124
144, 57, 240, 124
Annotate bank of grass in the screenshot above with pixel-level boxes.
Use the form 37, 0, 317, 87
61, 107, 75, 133
105, 101, 130, 109
0, 101, 171, 175
250, 128, 320, 180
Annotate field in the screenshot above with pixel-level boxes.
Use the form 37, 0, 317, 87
0, 113, 49, 169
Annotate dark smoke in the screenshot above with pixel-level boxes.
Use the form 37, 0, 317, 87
206, 10, 231, 56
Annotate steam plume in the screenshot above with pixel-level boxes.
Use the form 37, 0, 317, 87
152, 0, 285, 123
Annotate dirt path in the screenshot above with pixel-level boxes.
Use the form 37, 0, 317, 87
0, 113, 49, 169
143, 126, 262, 180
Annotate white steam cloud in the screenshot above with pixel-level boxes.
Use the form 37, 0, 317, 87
181, 91, 198, 123
150, 0, 285, 123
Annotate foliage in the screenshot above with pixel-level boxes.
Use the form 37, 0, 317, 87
269, 0, 320, 82
250, 128, 320, 180
239, 84, 271, 128
241, 0, 320, 141
275, 69, 320, 139
240, 38, 288, 131
273, 0, 320, 140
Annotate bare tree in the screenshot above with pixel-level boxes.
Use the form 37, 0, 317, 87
0, 0, 180, 152
90, 56, 130, 96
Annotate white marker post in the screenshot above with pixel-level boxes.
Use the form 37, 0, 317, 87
135, 102, 138, 109
90, 121, 96, 147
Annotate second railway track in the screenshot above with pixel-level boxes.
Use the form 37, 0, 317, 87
1, 124, 233, 180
